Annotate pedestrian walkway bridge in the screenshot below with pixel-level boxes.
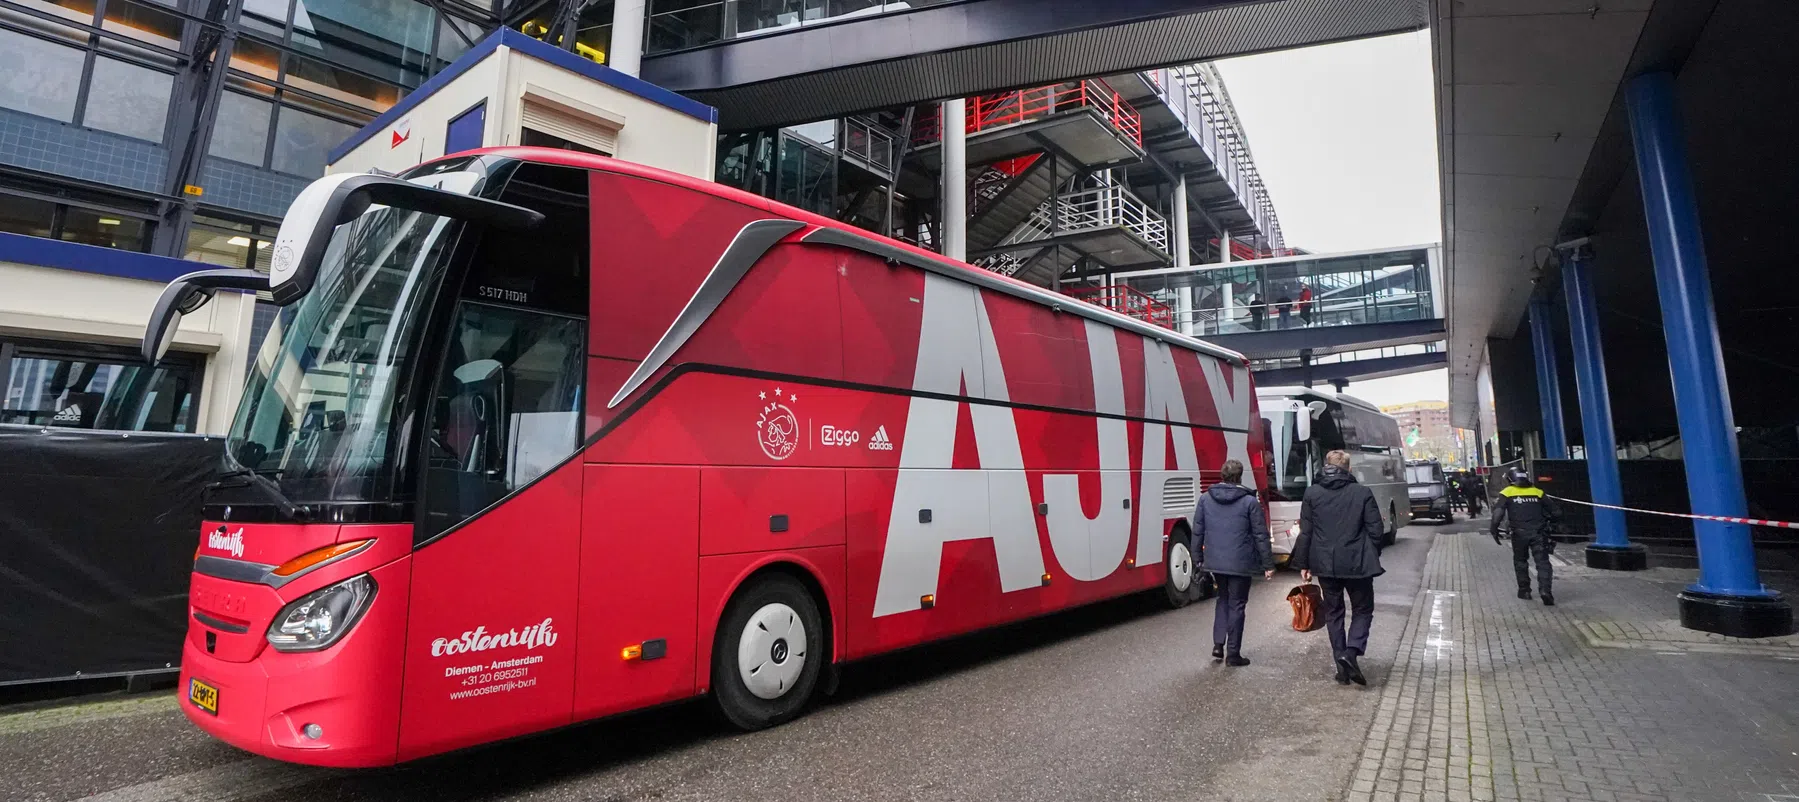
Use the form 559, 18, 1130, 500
1105, 244, 1445, 374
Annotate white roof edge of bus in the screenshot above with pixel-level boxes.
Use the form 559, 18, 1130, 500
1255, 385, 1393, 418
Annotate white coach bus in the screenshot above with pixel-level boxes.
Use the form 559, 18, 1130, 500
1257, 386, 1409, 562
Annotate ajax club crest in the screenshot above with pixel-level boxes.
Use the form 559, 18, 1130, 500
757, 387, 799, 460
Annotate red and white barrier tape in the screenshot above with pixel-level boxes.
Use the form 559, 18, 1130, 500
1545, 494, 1799, 530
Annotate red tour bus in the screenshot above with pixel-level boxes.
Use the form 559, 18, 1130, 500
141, 147, 1266, 767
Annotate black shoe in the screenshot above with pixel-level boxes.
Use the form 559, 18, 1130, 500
1225, 654, 1250, 667
1212, 644, 1225, 662
1542, 594, 1555, 606
1334, 662, 1351, 685
1518, 589, 1532, 600
1337, 655, 1367, 686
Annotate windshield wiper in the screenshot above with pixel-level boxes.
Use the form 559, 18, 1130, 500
210, 464, 303, 520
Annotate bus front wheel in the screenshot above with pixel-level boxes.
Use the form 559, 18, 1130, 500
712, 573, 825, 731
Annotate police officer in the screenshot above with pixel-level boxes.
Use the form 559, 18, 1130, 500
1491, 468, 1560, 605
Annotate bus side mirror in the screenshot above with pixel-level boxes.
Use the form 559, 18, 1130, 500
267, 173, 544, 306
1295, 407, 1312, 442
141, 268, 269, 365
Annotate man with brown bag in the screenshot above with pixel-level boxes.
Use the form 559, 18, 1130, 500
1290, 449, 1385, 686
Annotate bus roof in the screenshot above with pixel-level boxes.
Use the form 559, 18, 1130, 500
438, 147, 1250, 366
1255, 385, 1391, 417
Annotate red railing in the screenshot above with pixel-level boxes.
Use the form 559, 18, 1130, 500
1063, 284, 1174, 330
914, 79, 1144, 149
1211, 239, 1299, 261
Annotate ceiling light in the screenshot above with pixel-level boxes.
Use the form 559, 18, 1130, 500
227, 236, 252, 247
256, 241, 269, 249
98, 218, 121, 226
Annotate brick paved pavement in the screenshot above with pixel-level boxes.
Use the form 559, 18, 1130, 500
1350, 528, 1799, 802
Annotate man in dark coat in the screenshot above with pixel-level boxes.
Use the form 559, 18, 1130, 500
1491, 468, 1559, 605
1192, 459, 1274, 666
1291, 449, 1385, 686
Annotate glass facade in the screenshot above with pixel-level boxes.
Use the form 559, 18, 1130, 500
0, 0, 497, 255
646, 0, 954, 54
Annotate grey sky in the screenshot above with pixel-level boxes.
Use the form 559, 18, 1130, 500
1216, 31, 1445, 408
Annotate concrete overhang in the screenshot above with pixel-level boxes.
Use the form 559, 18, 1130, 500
645, 0, 1429, 131
1435, 0, 1655, 429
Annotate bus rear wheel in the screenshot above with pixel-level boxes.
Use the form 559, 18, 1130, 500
713, 573, 824, 731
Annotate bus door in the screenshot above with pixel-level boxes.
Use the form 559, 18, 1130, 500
396, 163, 592, 760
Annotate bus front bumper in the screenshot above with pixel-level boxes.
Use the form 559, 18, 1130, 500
179, 634, 401, 768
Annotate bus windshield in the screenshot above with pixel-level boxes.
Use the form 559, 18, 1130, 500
225, 204, 465, 504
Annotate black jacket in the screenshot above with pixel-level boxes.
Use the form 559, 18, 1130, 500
1192, 482, 1273, 577
1491, 484, 1558, 537
1291, 465, 1385, 579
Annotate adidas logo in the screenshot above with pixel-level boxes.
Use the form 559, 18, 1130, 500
51, 404, 82, 423
868, 425, 894, 451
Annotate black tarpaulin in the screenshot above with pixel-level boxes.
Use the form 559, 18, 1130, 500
0, 425, 220, 685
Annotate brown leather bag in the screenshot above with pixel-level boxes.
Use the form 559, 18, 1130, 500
1287, 582, 1325, 632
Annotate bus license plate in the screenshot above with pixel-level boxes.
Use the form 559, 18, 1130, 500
188, 678, 219, 716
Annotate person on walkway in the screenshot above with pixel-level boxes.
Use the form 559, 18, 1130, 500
1491, 468, 1559, 605
1296, 283, 1314, 326
1291, 449, 1384, 686
1464, 470, 1486, 516
1192, 459, 1274, 667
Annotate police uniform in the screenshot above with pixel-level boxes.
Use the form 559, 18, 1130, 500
1491, 483, 1559, 599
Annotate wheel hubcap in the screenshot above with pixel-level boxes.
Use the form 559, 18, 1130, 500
1169, 542, 1194, 592
737, 603, 807, 700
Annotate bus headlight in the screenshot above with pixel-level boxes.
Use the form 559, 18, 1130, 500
267, 574, 376, 652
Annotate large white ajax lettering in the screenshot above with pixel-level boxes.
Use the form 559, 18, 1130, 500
871, 276, 1220, 617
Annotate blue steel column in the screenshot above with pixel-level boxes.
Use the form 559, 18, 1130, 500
1527, 298, 1569, 459
1626, 71, 1791, 636
1561, 249, 1645, 570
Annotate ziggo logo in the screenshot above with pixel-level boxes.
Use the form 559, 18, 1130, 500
819, 425, 861, 447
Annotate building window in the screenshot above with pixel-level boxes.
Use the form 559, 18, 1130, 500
644, 0, 957, 54
272, 103, 357, 176
208, 91, 276, 166
0, 27, 86, 123
82, 56, 174, 142
185, 214, 278, 271
0, 337, 203, 433
647, 0, 723, 53
0, 186, 155, 251
0, 6, 180, 140
0, 193, 56, 239
59, 206, 149, 250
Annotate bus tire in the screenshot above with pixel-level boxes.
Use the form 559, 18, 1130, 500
1163, 530, 1198, 608
712, 573, 824, 732
1382, 504, 1398, 547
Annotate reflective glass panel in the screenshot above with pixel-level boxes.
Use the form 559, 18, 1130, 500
0, 194, 56, 238
272, 104, 357, 176
83, 57, 173, 142
209, 91, 274, 165
60, 207, 148, 251
0, 28, 85, 122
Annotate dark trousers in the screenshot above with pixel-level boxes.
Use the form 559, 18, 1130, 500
1319, 576, 1375, 659
1513, 531, 1553, 596
1212, 574, 1253, 654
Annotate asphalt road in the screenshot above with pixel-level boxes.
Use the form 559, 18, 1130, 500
2, 524, 1439, 802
